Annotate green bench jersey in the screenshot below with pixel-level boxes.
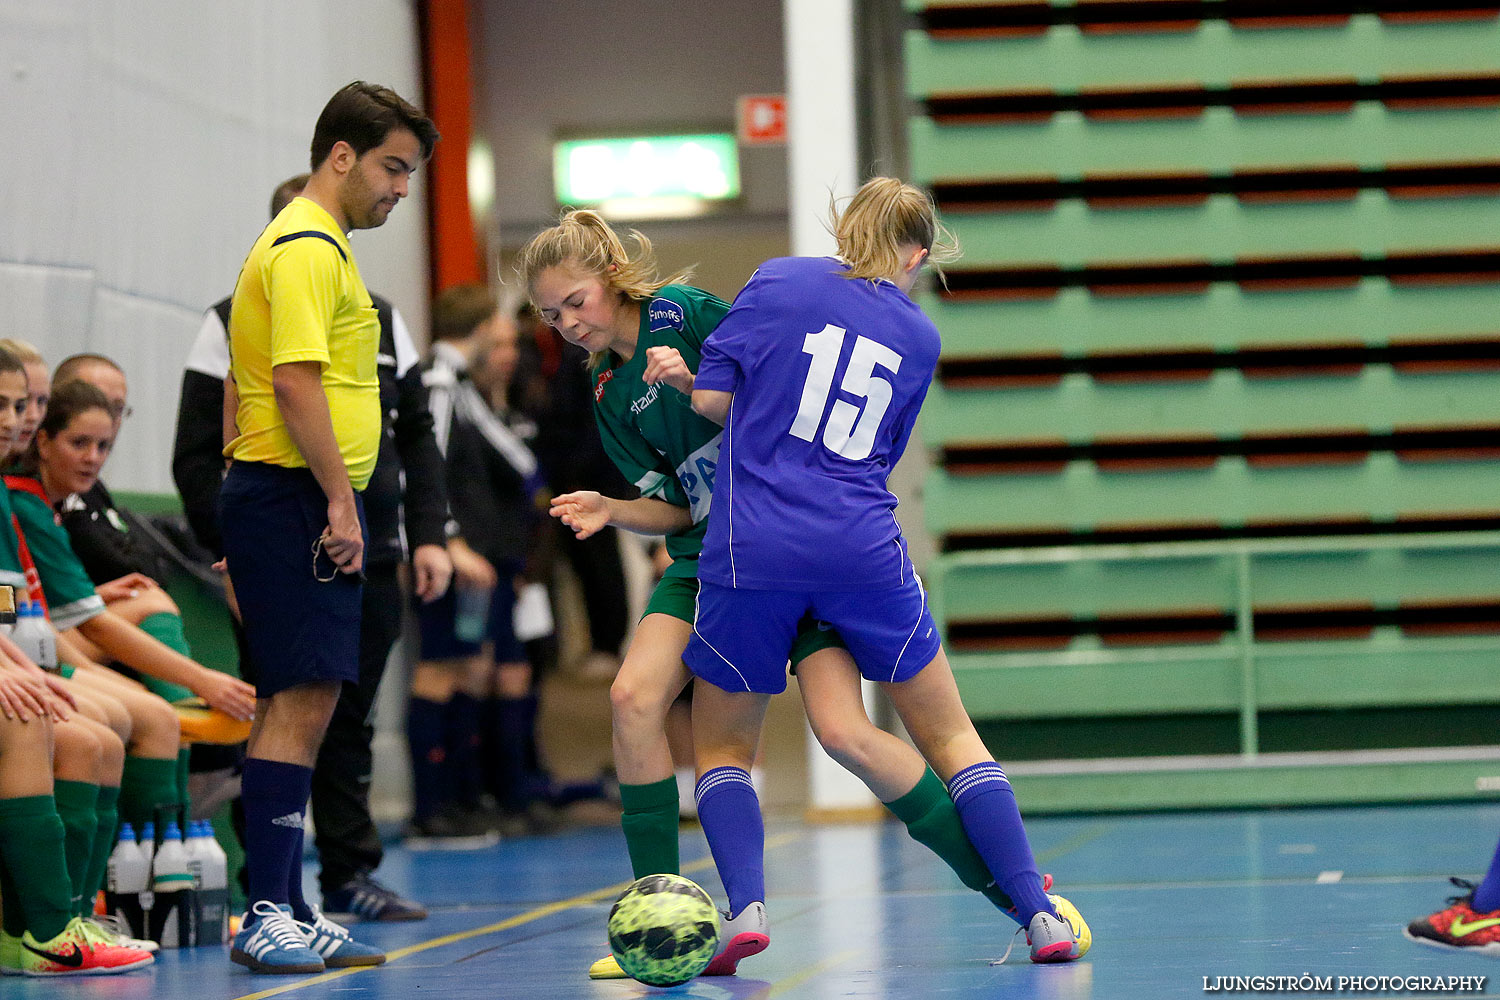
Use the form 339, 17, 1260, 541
0, 484, 30, 595
592, 284, 731, 577
8, 481, 106, 631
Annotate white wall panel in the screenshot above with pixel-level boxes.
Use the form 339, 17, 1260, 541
0, 0, 428, 491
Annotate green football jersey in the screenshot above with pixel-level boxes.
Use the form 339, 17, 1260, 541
0, 483, 29, 594
592, 284, 731, 576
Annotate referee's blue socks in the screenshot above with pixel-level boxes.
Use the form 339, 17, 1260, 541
695, 766, 764, 917
242, 758, 313, 915
947, 762, 1053, 924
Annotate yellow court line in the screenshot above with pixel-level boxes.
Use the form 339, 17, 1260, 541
768, 948, 861, 997
1034, 821, 1116, 868
229, 829, 807, 1000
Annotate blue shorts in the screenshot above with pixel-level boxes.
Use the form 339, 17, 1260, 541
416, 572, 524, 662
218, 461, 367, 699
685, 577, 941, 694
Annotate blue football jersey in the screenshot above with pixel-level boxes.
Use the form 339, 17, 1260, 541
694, 256, 940, 590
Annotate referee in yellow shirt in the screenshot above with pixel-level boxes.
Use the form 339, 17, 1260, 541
219, 82, 437, 975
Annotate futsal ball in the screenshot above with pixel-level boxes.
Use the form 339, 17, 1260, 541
607, 874, 721, 987
1049, 893, 1092, 958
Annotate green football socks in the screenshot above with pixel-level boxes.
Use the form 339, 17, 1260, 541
82, 785, 120, 917
51, 780, 100, 916
120, 754, 181, 830
619, 777, 680, 879
886, 767, 1016, 913
0, 796, 74, 941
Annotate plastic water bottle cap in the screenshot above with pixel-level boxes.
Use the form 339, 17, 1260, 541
164, 821, 182, 840
119, 822, 136, 842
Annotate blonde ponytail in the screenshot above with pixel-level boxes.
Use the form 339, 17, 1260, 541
830, 177, 960, 284
519, 210, 693, 370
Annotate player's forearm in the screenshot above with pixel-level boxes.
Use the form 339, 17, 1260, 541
273, 362, 357, 507
54, 627, 104, 673
691, 389, 732, 426
606, 496, 693, 535
74, 611, 211, 690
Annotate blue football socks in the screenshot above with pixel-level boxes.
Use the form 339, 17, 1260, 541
695, 766, 765, 917
947, 761, 1053, 924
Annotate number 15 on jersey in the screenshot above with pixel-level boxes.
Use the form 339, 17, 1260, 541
789, 324, 903, 461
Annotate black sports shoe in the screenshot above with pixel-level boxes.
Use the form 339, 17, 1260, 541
322, 872, 429, 924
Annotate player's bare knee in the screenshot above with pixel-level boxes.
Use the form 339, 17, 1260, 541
95, 725, 126, 782
73, 691, 110, 728
132, 694, 181, 755
411, 661, 459, 702
812, 719, 880, 776
150, 590, 181, 617
610, 674, 671, 731
54, 719, 105, 777
104, 697, 134, 743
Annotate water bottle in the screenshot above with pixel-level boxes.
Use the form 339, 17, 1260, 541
183, 820, 206, 888
149, 821, 196, 947
139, 822, 156, 871
34, 607, 56, 671
11, 602, 50, 669
454, 586, 492, 643
193, 821, 230, 945
105, 823, 150, 939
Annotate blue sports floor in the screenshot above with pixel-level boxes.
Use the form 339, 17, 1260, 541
17, 802, 1500, 1000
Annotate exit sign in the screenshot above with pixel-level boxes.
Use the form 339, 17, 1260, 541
738, 95, 787, 145
553, 134, 740, 205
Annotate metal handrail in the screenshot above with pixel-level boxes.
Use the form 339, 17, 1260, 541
930, 529, 1500, 757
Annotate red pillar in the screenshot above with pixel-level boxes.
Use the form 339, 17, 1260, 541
420, 0, 483, 295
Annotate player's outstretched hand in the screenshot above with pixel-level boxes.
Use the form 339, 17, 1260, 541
195, 668, 257, 722
96, 572, 160, 603
0, 665, 48, 722
38, 672, 76, 722
643, 347, 694, 394
550, 491, 611, 540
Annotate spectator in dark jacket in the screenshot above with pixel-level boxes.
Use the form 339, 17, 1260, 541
407, 285, 555, 843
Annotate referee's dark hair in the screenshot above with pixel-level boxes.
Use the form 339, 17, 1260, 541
310, 81, 439, 170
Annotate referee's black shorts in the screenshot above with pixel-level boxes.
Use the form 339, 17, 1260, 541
219, 460, 366, 698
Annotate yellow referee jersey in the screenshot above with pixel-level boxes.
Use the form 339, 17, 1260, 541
226, 197, 381, 490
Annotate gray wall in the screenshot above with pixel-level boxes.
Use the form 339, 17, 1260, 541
0, 0, 428, 492
473, 0, 792, 300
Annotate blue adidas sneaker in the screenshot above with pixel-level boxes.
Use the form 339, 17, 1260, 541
302, 908, 386, 968
230, 901, 324, 975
